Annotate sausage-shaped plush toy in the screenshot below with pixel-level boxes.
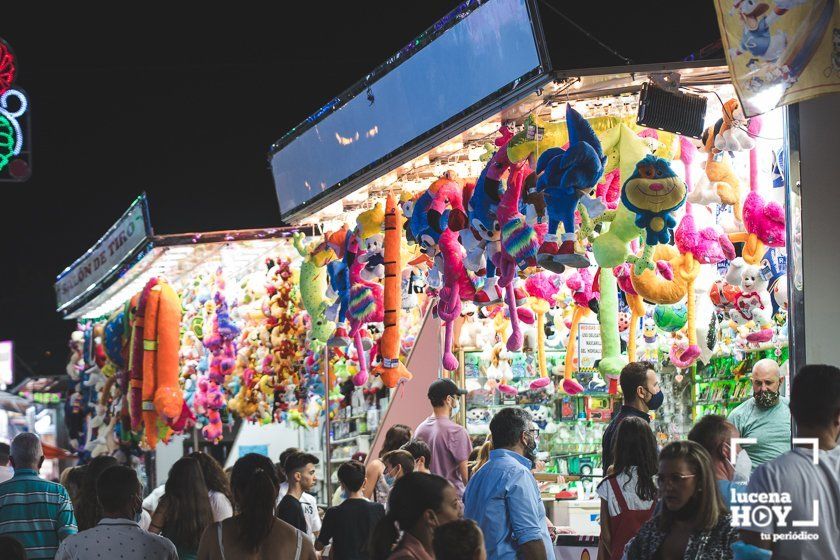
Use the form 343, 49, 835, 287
372, 194, 413, 388
141, 279, 183, 448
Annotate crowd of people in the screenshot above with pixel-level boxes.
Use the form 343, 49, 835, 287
0, 361, 837, 559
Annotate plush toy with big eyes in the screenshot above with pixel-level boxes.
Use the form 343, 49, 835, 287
620, 155, 687, 246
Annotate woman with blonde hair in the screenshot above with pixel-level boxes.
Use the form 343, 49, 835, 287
624, 441, 737, 559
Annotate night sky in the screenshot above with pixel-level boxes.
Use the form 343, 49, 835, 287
0, 2, 719, 379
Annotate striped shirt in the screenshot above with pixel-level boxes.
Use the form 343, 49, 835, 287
0, 468, 78, 559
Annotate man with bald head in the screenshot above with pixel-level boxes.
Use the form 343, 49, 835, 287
727, 358, 791, 471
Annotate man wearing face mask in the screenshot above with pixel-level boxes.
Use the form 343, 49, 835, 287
464, 407, 554, 560
727, 358, 791, 471
56, 466, 177, 560
687, 414, 751, 508
415, 379, 472, 497
601, 361, 662, 472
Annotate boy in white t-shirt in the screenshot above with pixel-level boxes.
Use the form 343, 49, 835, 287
276, 447, 322, 541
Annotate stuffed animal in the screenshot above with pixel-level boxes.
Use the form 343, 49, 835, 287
468, 126, 514, 305
325, 226, 352, 326
466, 408, 491, 435
535, 104, 606, 271
357, 203, 386, 281
427, 178, 475, 370
620, 155, 687, 253
735, 116, 786, 264
293, 232, 336, 344
525, 272, 561, 379
494, 163, 538, 352
371, 194, 413, 388
713, 99, 755, 153
729, 261, 774, 342
524, 404, 552, 430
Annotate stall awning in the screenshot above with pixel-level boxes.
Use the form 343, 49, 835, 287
55, 195, 316, 320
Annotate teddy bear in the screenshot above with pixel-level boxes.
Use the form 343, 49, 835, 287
729, 259, 774, 343
466, 408, 492, 435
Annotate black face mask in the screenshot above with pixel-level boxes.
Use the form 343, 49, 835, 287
524, 433, 538, 467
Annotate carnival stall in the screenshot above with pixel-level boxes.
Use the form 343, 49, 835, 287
266, 0, 795, 532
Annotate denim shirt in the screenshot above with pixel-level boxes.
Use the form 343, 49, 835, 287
464, 449, 555, 560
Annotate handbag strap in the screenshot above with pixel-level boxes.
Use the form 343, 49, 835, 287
294, 529, 303, 560
216, 522, 226, 560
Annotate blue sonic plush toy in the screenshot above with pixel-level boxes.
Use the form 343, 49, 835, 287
620, 155, 686, 245
535, 104, 607, 272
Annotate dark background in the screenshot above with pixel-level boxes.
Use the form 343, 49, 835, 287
0, 2, 720, 379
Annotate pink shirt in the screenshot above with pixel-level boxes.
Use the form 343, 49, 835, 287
414, 415, 472, 496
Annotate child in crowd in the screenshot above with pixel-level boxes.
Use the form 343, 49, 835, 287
432, 519, 486, 560
316, 461, 385, 559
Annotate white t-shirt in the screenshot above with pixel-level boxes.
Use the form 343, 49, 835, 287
208, 490, 233, 522
143, 485, 233, 523
277, 481, 322, 540
596, 467, 656, 516
744, 445, 840, 560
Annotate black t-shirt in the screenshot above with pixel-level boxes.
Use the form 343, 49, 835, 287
601, 404, 651, 470
276, 494, 307, 533
317, 498, 386, 560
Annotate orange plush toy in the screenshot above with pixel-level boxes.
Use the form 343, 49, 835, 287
372, 193, 413, 388
142, 279, 183, 448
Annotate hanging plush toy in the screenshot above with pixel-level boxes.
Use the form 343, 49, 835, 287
140, 279, 183, 448
372, 194, 413, 388
325, 226, 352, 326
427, 178, 475, 371
357, 203, 386, 281
467, 125, 514, 305
524, 272, 561, 380
495, 162, 538, 352
348, 234, 384, 385
562, 268, 600, 394
293, 232, 336, 344
535, 104, 607, 272
736, 115, 786, 264
620, 155, 688, 248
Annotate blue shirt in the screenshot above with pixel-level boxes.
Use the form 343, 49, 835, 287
0, 468, 78, 559
464, 449, 555, 560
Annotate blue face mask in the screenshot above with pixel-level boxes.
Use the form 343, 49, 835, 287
384, 471, 396, 487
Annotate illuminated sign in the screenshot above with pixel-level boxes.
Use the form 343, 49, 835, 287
55, 195, 153, 312
0, 38, 30, 182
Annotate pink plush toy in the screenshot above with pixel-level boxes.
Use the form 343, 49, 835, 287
566, 268, 600, 312
427, 178, 475, 371
496, 163, 539, 351
595, 169, 621, 211
742, 116, 786, 248
348, 235, 384, 385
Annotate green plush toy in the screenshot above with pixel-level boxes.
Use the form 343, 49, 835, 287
590, 124, 649, 269
293, 233, 336, 344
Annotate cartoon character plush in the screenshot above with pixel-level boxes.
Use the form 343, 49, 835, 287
535, 104, 607, 271
357, 203, 386, 281
620, 155, 687, 246
525, 404, 552, 430
467, 126, 514, 304
466, 408, 491, 435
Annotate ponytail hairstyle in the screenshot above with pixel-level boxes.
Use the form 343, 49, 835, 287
231, 453, 280, 552
369, 472, 450, 560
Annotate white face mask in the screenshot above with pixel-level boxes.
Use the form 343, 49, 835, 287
732, 449, 753, 483
450, 396, 461, 417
